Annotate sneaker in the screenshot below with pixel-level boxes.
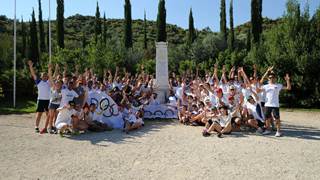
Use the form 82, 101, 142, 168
256, 127, 263, 134
217, 133, 223, 138
275, 131, 282, 137
40, 128, 48, 134
47, 127, 53, 134
59, 130, 64, 137
202, 129, 210, 137
262, 130, 271, 135
35, 127, 40, 133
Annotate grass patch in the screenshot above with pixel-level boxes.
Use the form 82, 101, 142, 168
0, 100, 36, 115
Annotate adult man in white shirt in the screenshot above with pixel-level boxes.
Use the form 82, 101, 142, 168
28, 60, 51, 133
258, 67, 291, 137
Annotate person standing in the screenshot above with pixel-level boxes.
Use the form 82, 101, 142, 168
259, 67, 291, 137
28, 60, 51, 133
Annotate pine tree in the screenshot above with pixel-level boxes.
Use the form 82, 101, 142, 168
220, 0, 227, 42
251, 0, 262, 43
21, 17, 27, 59
38, 0, 46, 52
143, 10, 148, 50
95, 2, 102, 43
228, 0, 235, 50
124, 0, 133, 48
103, 12, 107, 45
188, 8, 196, 45
157, 0, 167, 42
29, 9, 39, 65
56, 0, 64, 48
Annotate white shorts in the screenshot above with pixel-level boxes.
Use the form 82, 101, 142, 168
56, 122, 68, 130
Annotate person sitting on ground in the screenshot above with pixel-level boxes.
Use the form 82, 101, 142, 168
83, 103, 112, 132
55, 101, 78, 137
124, 110, 144, 133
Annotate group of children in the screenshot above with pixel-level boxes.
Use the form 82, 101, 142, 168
28, 60, 291, 138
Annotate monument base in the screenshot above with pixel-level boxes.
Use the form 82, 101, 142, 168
156, 87, 169, 104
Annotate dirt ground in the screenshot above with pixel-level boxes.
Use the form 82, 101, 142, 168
0, 110, 320, 180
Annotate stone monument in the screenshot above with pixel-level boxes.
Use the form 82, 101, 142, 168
155, 42, 169, 104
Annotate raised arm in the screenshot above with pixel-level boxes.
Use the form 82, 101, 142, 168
240, 67, 250, 86
113, 66, 119, 82
27, 60, 37, 80
220, 65, 228, 83
253, 64, 257, 80
260, 66, 273, 85
53, 64, 60, 80
63, 63, 68, 78
48, 63, 54, 87
229, 66, 235, 80
283, 73, 291, 91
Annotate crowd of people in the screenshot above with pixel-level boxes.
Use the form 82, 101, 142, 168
28, 60, 291, 138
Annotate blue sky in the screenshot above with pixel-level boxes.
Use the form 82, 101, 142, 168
1, 0, 319, 31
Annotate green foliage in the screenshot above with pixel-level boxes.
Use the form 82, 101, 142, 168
220, 0, 227, 42
95, 2, 102, 43
29, 9, 39, 66
124, 0, 133, 48
157, 0, 167, 42
188, 8, 196, 45
228, 0, 235, 51
56, 0, 64, 48
38, 0, 46, 52
251, 0, 263, 43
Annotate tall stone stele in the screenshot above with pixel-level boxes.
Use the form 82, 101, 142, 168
155, 0, 168, 104
155, 42, 169, 104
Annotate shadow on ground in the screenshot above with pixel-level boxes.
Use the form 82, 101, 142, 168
281, 123, 320, 140
68, 119, 177, 146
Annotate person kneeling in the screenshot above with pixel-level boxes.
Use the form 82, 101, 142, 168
55, 101, 78, 137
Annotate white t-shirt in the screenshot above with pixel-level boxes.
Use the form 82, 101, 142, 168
89, 111, 101, 121
263, 84, 283, 107
60, 89, 79, 107
35, 79, 51, 100
218, 114, 231, 127
55, 108, 77, 127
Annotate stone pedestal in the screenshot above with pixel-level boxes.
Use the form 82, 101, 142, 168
155, 42, 169, 104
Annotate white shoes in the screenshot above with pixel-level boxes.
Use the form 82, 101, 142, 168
262, 130, 271, 135
275, 131, 282, 137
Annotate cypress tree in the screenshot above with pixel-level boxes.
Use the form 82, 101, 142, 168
29, 9, 39, 65
21, 17, 27, 59
124, 0, 133, 48
38, 0, 46, 52
220, 0, 227, 42
103, 12, 107, 45
188, 8, 196, 45
228, 0, 235, 50
143, 10, 148, 50
258, 0, 263, 35
157, 0, 167, 42
251, 0, 262, 43
95, 2, 102, 43
56, 0, 64, 48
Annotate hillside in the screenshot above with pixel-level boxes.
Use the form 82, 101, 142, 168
0, 14, 280, 49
